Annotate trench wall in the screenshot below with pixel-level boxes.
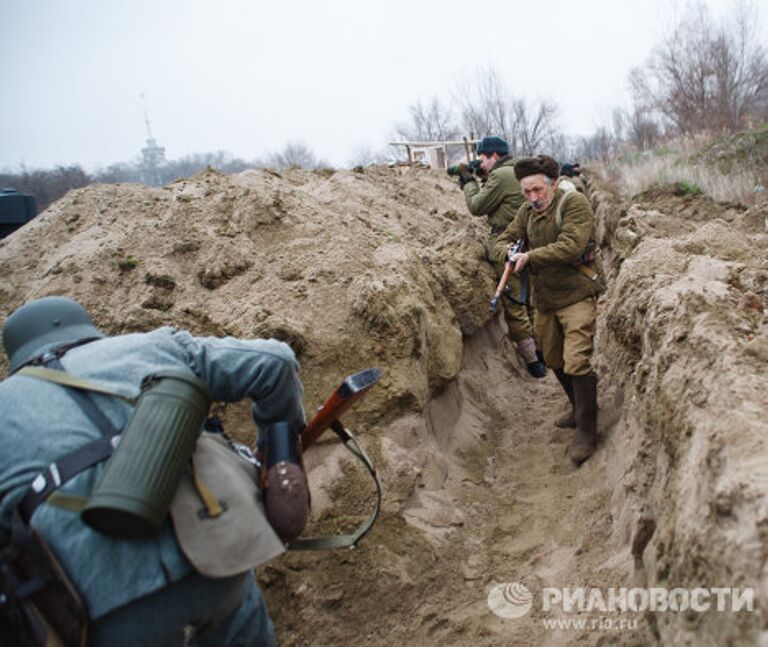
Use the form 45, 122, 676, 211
589, 181, 768, 644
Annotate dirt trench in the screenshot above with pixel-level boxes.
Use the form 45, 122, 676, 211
263, 316, 654, 646
262, 178, 768, 647
1, 164, 764, 645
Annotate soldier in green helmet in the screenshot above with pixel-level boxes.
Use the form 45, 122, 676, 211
0, 296, 307, 646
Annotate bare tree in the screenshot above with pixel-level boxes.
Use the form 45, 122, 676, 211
574, 127, 616, 163
451, 65, 561, 155
347, 145, 399, 168
512, 99, 559, 155
710, 3, 768, 129
394, 96, 459, 142
452, 65, 513, 143
611, 108, 625, 144
546, 133, 575, 164
612, 104, 663, 152
628, 108, 663, 151
630, 1, 768, 135
159, 152, 251, 180
0, 165, 92, 212
266, 142, 329, 171
93, 162, 142, 184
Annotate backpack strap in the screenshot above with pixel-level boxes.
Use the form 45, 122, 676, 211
15, 357, 131, 524
18, 366, 136, 403
554, 189, 576, 231
554, 192, 601, 281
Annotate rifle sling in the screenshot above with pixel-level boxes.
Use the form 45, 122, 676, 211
504, 266, 529, 306
288, 421, 381, 551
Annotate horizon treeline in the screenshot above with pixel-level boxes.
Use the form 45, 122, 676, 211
390, 1, 767, 163
3, 1, 767, 212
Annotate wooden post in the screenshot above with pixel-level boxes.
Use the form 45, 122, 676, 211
405, 145, 413, 165
463, 136, 471, 163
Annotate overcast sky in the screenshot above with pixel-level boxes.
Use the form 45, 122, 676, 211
2, 0, 766, 171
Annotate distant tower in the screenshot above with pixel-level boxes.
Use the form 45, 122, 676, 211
140, 93, 166, 186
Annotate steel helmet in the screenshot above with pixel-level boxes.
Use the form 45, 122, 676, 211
3, 296, 104, 373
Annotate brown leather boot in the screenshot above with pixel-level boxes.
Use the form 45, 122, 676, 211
569, 373, 598, 465
553, 368, 576, 428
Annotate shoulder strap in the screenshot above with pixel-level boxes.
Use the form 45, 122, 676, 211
15, 358, 130, 523
17, 366, 137, 404
552, 193, 600, 282
18, 437, 117, 523
555, 190, 576, 231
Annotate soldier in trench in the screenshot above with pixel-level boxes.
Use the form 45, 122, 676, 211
0, 296, 307, 645
558, 162, 587, 194
494, 155, 605, 465
456, 136, 547, 378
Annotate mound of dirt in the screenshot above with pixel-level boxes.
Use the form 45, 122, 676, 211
1, 163, 766, 645
0, 166, 494, 430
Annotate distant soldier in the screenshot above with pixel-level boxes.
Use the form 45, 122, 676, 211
456, 136, 546, 378
558, 162, 586, 194
495, 155, 605, 465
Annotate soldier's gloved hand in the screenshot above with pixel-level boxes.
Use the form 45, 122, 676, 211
458, 172, 475, 189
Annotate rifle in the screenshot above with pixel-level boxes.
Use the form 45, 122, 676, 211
279, 367, 383, 551
302, 367, 382, 451
490, 239, 528, 313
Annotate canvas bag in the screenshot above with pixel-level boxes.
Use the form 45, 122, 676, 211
170, 432, 286, 578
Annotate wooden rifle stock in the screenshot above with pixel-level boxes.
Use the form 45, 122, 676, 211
490, 261, 515, 313
302, 368, 382, 451
490, 239, 526, 312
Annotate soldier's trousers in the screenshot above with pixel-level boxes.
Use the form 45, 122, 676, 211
534, 297, 597, 376
89, 570, 275, 646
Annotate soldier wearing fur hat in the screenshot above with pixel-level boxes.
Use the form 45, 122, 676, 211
494, 155, 605, 465
457, 136, 546, 379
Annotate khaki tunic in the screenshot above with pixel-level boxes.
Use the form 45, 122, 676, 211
494, 189, 605, 312
462, 156, 524, 233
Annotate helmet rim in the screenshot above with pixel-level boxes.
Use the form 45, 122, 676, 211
3, 296, 104, 373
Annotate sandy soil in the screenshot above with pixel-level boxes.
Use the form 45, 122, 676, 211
0, 165, 766, 645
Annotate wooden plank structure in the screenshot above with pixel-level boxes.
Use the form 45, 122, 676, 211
388, 137, 480, 169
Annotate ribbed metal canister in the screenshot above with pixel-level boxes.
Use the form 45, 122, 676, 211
82, 371, 211, 539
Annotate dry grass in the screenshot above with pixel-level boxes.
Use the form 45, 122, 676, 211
593, 127, 768, 206
591, 153, 765, 206
618, 155, 763, 204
